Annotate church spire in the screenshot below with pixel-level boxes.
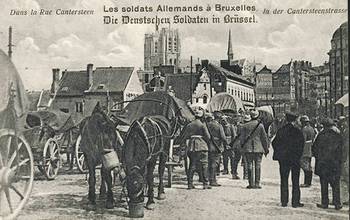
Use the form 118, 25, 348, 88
227, 29, 234, 62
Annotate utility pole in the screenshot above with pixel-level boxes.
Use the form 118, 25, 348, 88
190, 56, 193, 104
8, 26, 13, 59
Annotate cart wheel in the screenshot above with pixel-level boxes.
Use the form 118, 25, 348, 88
75, 135, 88, 174
42, 138, 60, 180
0, 129, 34, 220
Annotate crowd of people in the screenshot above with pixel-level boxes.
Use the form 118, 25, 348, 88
178, 108, 349, 210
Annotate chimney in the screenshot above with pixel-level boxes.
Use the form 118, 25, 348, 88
87, 63, 93, 88
51, 68, 60, 94
201, 60, 209, 69
195, 64, 201, 73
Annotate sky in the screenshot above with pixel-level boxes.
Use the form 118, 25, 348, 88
0, 0, 347, 90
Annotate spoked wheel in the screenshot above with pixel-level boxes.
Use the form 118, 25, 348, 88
75, 135, 88, 174
42, 138, 60, 180
0, 129, 34, 220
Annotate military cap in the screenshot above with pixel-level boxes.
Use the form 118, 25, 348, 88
285, 111, 298, 122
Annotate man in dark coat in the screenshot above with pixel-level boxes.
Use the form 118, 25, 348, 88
179, 108, 212, 189
300, 115, 316, 187
221, 116, 237, 175
206, 112, 228, 186
312, 118, 343, 210
272, 111, 304, 208
240, 109, 269, 189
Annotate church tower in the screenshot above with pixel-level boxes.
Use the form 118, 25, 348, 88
227, 29, 234, 64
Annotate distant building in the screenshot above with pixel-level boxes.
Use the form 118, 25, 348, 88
144, 26, 181, 71
164, 72, 199, 103
272, 61, 296, 113
50, 64, 143, 120
310, 62, 330, 116
27, 90, 51, 111
328, 21, 348, 117
255, 66, 273, 106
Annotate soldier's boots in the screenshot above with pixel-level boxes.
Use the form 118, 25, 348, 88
203, 182, 212, 190
301, 171, 313, 187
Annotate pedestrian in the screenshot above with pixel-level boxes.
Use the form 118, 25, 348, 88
272, 111, 304, 208
339, 116, 349, 205
206, 112, 228, 187
221, 116, 237, 175
312, 118, 343, 210
179, 108, 212, 190
240, 114, 252, 180
240, 109, 269, 189
300, 115, 316, 188
230, 113, 243, 179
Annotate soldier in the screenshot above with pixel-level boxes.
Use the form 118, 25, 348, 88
206, 112, 228, 186
179, 108, 212, 190
300, 115, 316, 188
312, 118, 343, 210
221, 115, 237, 175
272, 111, 304, 208
240, 109, 269, 189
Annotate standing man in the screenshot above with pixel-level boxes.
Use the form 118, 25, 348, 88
206, 112, 227, 187
240, 109, 269, 189
300, 115, 316, 188
231, 113, 243, 179
179, 108, 212, 190
339, 116, 349, 205
312, 118, 343, 210
272, 112, 305, 208
221, 116, 237, 175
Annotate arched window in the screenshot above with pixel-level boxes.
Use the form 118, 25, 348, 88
174, 58, 177, 65
169, 59, 172, 65
203, 96, 208, 104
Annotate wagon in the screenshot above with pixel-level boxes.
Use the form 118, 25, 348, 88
0, 49, 34, 220
21, 110, 78, 180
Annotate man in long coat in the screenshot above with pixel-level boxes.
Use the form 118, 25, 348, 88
300, 115, 316, 187
312, 118, 343, 210
240, 109, 269, 189
272, 112, 304, 208
206, 112, 227, 186
179, 108, 212, 190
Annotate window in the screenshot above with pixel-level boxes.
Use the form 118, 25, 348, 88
145, 74, 149, 83
174, 58, 177, 65
97, 84, 105, 90
169, 59, 172, 65
154, 42, 158, 53
60, 108, 69, 113
203, 96, 208, 104
75, 102, 83, 113
61, 87, 69, 92
204, 83, 207, 90
196, 98, 199, 103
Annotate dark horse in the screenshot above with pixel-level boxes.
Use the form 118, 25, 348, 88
80, 104, 122, 209
123, 114, 180, 210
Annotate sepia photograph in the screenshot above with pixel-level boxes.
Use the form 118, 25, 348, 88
0, 0, 348, 219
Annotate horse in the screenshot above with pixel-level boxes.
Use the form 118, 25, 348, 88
79, 104, 122, 209
123, 114, 181, 210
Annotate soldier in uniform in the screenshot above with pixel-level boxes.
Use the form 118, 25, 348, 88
300, 115, 316, 188
240, 109, 269, 189
179, 108, 212, 190
272, 112, 304, 208
231, 113, 243, 179
221, 116, 237, 175
206, 112, 228, 186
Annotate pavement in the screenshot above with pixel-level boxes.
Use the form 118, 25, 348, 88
18, 154, 349, 220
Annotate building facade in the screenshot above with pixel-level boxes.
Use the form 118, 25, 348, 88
255, 66, 273, 106
144, 26, 181, 71
272, 62, 296, 113
328, 21, 348, 117
50, 64, 143, 120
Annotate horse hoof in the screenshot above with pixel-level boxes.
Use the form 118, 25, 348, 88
157, 193, 166, 200
145, 203, 155, 210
